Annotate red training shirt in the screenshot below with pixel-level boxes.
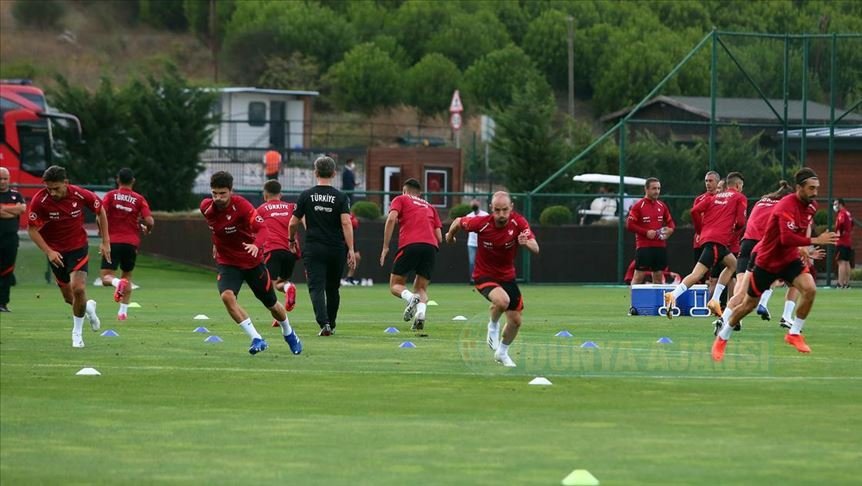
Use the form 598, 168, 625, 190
753, 194, 816, 274
389, 194, 442, 249
28, 184, 101, 252
626, 197, 675, 249
691, 191, 711, 248
461, 211, 533, 282
256, 199, 300, 255
835, 207, 853, 247
201, 194, 263, 270
102, 188, 151, 247
692, 189, 747, 248
742, 197, 780, 241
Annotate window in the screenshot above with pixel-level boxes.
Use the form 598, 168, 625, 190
424, 169, 448, 207
248, 101, 266, 127
18, 123, 51, 176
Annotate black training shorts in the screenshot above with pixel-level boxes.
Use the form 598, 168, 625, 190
101, 243, 138, 273
635, 247, 668, 272
475, 278, 523, 312
391, 243, 437, 280
217, 263, 278, 308
747, 259, 807, 298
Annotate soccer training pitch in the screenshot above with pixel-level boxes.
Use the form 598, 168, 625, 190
1, 250, 860, 484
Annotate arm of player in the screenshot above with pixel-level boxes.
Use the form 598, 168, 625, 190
141, 215, 155, 234
29, 225, 63, 267
518, 230, 539, 254
341, 213, 356, 269
96, 207, 111, 264
445, 217, 462, 244
287, 215, 302, 253
380, 210, 398, 266
625, 209, 654, 239
0, 201, 27, 218
434, 226, 443, 245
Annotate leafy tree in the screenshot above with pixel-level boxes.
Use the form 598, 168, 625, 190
522, 9, 570, 91
424, 10, 511, 70
12, 0, 66, 30
346, 0, 388, 42
481, 0, 529, 45
184, 0, 236, 46
258, 53, 320, 91
139, 0, 188, 31
405, 54, 461, 119
369, 34, 411, 67
387, 1, 460, 64
324, 43, 403, 115
462, 44, 549, 111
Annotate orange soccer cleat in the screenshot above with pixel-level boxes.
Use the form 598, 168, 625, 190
285, 282, 297, 312
113, 278, 129, 303
706, 299, 723, 317
711, 336, 728, 361
663, 292, 676, 320
784, 333, 811, 353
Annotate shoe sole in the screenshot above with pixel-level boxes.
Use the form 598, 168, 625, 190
403, 296, 420, 322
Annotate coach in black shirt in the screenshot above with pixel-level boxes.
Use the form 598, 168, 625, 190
0, 167, 27, 312
289, 156, 356, 336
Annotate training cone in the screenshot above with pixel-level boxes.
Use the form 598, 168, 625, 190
399, 341, 416, 348
131, 283, 140, 290
561, 469, 600, 486
384, 327, 399, 334
100, 329, 119, 337
193, 326, 209, 333
128, 302, 142, 308
529, 377, 552, 386
427, 300, 439, 306
452, 315, 468, 321
580, 341, 599, 349
555, 330, 573, 337
204, 335, 223, 343
76, 367, 101, 376
657, 337, 673, 344
93, 278, 104, 287
193, 314, 209, 320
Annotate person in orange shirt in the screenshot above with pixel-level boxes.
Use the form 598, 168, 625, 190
263, 145, 282, 181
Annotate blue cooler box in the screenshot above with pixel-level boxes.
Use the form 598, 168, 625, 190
630, 284, 709, 317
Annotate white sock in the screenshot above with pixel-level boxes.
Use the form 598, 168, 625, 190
497, 342, 510, 355
239, 318, 262, 340
278, 316, 293, 336
758, 289, 773, 307
416, 303, 427, 320
400, 289, 414, 303
671, 283, 688, 299
721, 307, 733, 323
783, 300, 796, 322
111, 277, 120, 288
790, 317, 805, 335
85, 300, 96, 318
119, 303, 129, 314
73, 316, 84, 334
711, 283, 726, 302
718, 321, 734, 340
488, 318, 500, 331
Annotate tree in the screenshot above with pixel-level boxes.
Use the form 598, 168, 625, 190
387, 1, 460, 64
462, 44, 549, 111
405, 54, 461, 119
424, 10, 511, 70
522, 9, 570, 91
139, 0, 188, 31
324, 43, 403, 115
258, 53, 320, 91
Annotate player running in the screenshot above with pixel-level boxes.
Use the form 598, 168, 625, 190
256, 180, 301, 326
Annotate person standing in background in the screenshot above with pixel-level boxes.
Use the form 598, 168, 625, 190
833, 198, 854, 288
263, 145, 282, 181
465, 198, 489, 284
341, 159, 359, 204
0, 167, 27, 312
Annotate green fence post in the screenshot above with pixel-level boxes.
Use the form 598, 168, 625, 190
781, 34, 790, 180
801, 36, 809, 166
709, 30, 717, 171
825, 33, 837, 287
617, 123, 627, 284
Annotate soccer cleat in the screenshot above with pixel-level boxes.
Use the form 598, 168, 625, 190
713, 318, 722, 336
733, 322, 742, 332
711, 336, 728, 361
285, 282, 297, 312
663, 292, 676, 320
411, 318, 425, 331
86, 300, 101, 332
284, 331, 303, 355
784, 333, 811, 353
494, 351, 516, 367
706, 299, 723, 317
248, 337, 268, 355
114, 278, 129, 303
271, 319, 280, 328
318, 324, 332, 336
756, 304, 771, 321
779, 318, 792, 330
487, 324, 500, 350
0, 304, 9, 312
403, 295, 420, 322
117, 313, 127, 321
72, 332, 84, 348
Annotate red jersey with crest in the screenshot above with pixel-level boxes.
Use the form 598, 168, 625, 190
692, 189, 747, 247
201, 195, 263, 269
27, 184, 101, 252
626, 197, 675, 249
255, 199, 299, 255
691, 191, 712, 248
390, 194, 442, 249
835, 207, 853, 247
461, 211, 533, 282
753, 194, 816, 273
742, 197, 780, 241
102, 188, 151, 247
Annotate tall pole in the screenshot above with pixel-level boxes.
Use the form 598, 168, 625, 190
567, 16, 575, 120
709, 30, 717, 171
825, 33, 837, 288
801, 37, 809, 165
210, 0, 218, 83
781, 34, 789, 180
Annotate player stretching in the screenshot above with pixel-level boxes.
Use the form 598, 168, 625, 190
380, 178, 443, 331
256, 180, 300, 326
712, 168, 838, 361
446, 192, 539, 367
100, 168, 154, 320
27, 166, 109, 348
665, 172, 747, 318
201, 171, 301, 355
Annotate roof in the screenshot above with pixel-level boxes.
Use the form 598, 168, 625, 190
214, 87, 320, 97
601, 95, 862, 123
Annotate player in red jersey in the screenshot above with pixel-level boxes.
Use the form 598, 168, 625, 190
201, 171, 301, 355
27, 166, 110, 348
256, 180, 300, 322
99, 168, 154, 321
625, 177, 675, 284
691, 171, 720, 271
712, 168, 838, 361
833, 198, 854, 288
445, 192, 539, 367
343, 212, 363, 286
380, 179, 443, 331
664, 172, 747, 318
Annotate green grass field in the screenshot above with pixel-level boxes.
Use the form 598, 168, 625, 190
1, 245, 860, 485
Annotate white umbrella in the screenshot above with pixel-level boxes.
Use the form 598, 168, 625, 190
572, 173, 647, 186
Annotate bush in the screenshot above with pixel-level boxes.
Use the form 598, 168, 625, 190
539, 205, 573, 226
351, 201, 381, 220
449, 203, 473, 220
12, 0, 65, 30
814, 209, 828, 226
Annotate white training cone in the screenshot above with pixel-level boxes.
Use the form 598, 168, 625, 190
93, 278, 104, 287
427, 300, 439, 306
529, 377, 552, 386
452, 315, 468, 321
128, 302, 142, 308
76, 367, 101, 376
131, 283, 140, 290
193, 314, 210, 320
561, 469, 600, 486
